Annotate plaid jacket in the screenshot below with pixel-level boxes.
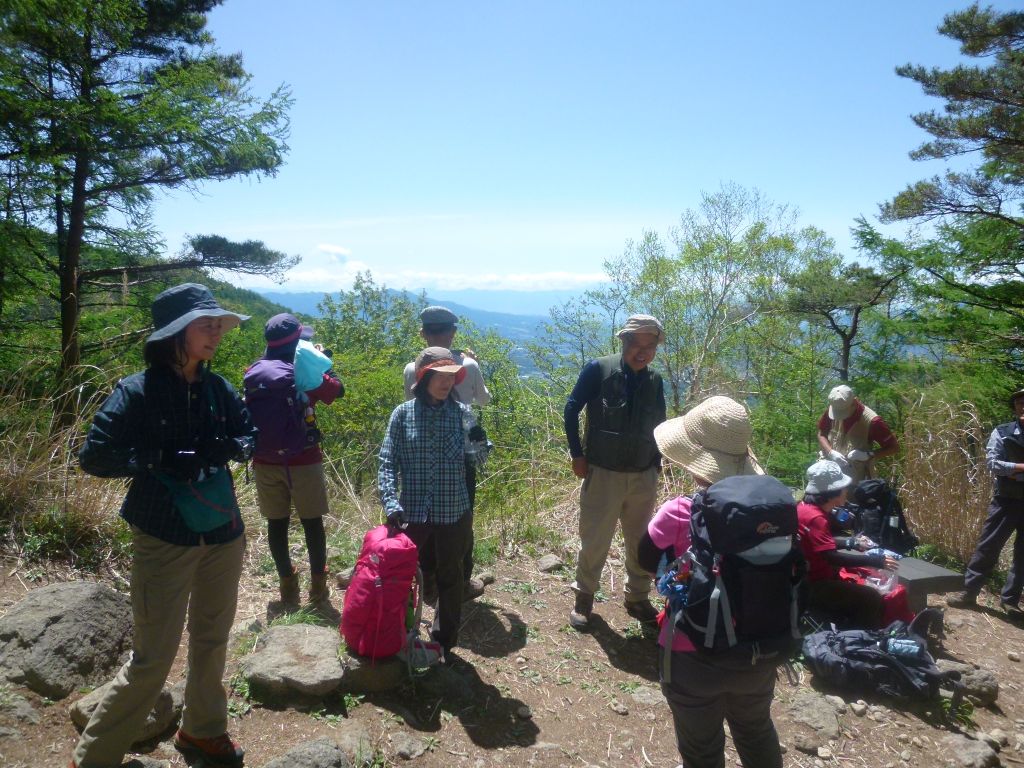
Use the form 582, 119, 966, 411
79, 365, 255, 545
378, 397, 469, 524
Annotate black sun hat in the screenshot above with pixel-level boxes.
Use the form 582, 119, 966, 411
146, 283, 249, 344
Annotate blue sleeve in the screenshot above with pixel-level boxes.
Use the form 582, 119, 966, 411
378, 406, 404, 515
563, 361, 602, 458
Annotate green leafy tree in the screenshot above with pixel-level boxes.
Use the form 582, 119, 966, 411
0, 0, 294, 388
878, 4, 1024, 359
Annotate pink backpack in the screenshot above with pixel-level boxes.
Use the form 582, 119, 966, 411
341, 525, 420, 659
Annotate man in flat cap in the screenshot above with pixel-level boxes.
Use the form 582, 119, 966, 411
563, 314, 667, 629
403, 306, 491, 601
949, 387, 1024, 614
817, 384, 898, 485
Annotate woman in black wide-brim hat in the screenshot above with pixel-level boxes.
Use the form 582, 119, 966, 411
70, 283, 254, 768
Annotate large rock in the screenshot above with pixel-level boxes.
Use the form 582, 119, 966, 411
940, 734, 1000, 768
240, 625, 345, 702
339, 652, 407, 694
936, 660, 999, 706
0, 582, 132, 698
262, 738, 353, 768
784, 689, 840, 753
69, 679, 183, 743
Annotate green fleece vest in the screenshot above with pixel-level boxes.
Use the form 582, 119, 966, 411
583, 355, 665, 472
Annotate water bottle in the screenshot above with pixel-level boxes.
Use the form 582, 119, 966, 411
886, 638, 921, 658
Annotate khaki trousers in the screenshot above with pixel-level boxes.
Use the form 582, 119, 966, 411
573, 464, 657, 601
73, 529, 245, 768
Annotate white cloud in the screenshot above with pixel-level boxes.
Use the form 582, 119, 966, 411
316, 243, 352, 257
382, 270, 607, 292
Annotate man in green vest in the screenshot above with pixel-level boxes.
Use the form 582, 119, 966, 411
816, 385, 899, 485
563, 314, 667, 630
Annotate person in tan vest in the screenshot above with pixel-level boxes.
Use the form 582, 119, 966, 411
816, 385, 898, 484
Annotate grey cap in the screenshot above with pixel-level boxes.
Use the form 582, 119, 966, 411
419, 305, 458, 326
616, 314, 664, 342
1010, 388, 1024, 408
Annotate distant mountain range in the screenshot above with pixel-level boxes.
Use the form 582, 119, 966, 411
255, 290, 554, 344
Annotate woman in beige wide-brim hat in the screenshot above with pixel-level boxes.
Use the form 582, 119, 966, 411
637, 396, 783, 768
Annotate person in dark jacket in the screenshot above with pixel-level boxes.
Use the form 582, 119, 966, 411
71, 284, 254, 768
949, 388, 1024, 614
563, 314, 666, 629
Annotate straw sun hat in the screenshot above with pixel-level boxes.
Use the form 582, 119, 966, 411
653, 395, 763, 484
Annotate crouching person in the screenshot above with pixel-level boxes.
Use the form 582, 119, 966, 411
637, 396, 784, 768
799, 459, 899, 629
71, 284, 253, 768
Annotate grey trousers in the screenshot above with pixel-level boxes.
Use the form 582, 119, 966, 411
659, 649, 783, 768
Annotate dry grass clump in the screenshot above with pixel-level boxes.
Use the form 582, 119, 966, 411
899, 397, 993, 565
0, 365, 132, 571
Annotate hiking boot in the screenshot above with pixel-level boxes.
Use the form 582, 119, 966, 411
309, 569, 331, 606
463, 577, 485, 601
569, 592, 594, 631
1001, 600, 1024, 618
946, 590, 978, 609
625, 599, 660, 624
279, 566, 300, 608
174, 729, 244, 767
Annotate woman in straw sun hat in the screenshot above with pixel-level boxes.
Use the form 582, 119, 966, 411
636, 395, 783, 768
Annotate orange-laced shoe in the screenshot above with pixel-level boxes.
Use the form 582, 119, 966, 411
174, 729, 244, 767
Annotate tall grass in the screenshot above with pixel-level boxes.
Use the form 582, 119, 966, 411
0, 364, 133, 572
899, 397, 993, 566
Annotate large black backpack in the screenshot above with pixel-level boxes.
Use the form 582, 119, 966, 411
802, 609, 956, 701
669, 474, 806, 665
848, 479, 918, 555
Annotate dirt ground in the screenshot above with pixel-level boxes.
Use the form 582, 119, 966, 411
4, 526, 1024, 768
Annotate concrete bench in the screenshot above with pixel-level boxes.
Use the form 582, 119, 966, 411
896, 557, 963, 613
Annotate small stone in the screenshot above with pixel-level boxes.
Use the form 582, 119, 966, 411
900, 750, 911, 761
478, 571, 496, 585
779, 743, 788, 754
609, 700, 628, 715
912, 737, 924, 748
851, 702, 868, 716
824, 694, 847, 713
814, 760, 825, 768
516, 705, 533, 719
335, 566, 355, 590
885, 763, 896, 768
516, 656, 527, 665
536, 554, 564, 573
1009, 651, 1021, 662
897, 732, 911, 743
979, 732, 1002, 752
817, 746, 833, 759
989, 729, 1009, 747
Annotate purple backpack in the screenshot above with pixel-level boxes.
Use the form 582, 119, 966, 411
243, 359, 310, 461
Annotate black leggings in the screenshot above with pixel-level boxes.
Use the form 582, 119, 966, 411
268, 516, 327, 578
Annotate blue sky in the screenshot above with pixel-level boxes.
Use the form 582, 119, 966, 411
153, 1, 1012, 296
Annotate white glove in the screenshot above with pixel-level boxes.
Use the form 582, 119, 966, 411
847, 448, 872, 462
828, 450, 847, 465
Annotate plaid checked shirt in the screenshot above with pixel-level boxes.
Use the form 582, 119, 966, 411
378, 397, 469, 525
79, 365, 255, 545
